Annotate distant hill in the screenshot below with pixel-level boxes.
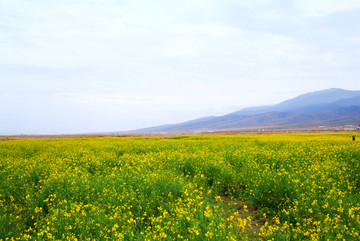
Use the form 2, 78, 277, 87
122, 88, 360, 133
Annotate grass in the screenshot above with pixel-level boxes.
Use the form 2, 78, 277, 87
0, 133, 359, 240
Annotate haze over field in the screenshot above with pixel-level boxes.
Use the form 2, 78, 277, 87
1, 0, 360, 135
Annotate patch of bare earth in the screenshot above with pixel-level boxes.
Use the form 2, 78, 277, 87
220, 196, 266, 237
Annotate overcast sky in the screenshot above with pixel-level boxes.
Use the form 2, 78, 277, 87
1, 0, 360, 135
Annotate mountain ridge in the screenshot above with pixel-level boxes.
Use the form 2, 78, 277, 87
122, 88, 360, 133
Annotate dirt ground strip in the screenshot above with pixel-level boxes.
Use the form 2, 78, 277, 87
1, 129, 359, 141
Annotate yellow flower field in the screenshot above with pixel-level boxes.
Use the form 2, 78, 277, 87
0, 133, 359, 240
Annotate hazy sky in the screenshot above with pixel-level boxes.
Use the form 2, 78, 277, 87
1, 0, 360, 135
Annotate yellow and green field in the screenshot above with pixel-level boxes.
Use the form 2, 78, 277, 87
1, 133, 359, 240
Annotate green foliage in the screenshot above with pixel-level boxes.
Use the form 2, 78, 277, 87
0, 134, 359, 240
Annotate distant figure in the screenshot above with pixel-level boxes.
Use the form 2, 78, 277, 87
353, 136, 356, 141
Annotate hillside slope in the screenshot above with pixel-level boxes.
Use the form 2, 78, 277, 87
123, 88, 360, 133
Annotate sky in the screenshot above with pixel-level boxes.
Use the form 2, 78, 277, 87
1, 0, 360, 135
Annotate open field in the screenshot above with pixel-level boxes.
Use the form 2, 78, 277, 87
1, 133, 360, 240
1, 126, 359, 141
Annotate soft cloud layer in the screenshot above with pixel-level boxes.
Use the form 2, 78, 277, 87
1, 0, 360, 134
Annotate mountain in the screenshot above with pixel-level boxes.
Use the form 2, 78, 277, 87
229, 88, 360, 116
124, 88, 360, 133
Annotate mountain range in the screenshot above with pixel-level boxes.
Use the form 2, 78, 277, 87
124, 88, 360, 133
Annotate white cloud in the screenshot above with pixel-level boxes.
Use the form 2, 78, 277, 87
295, 0, 360, 16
